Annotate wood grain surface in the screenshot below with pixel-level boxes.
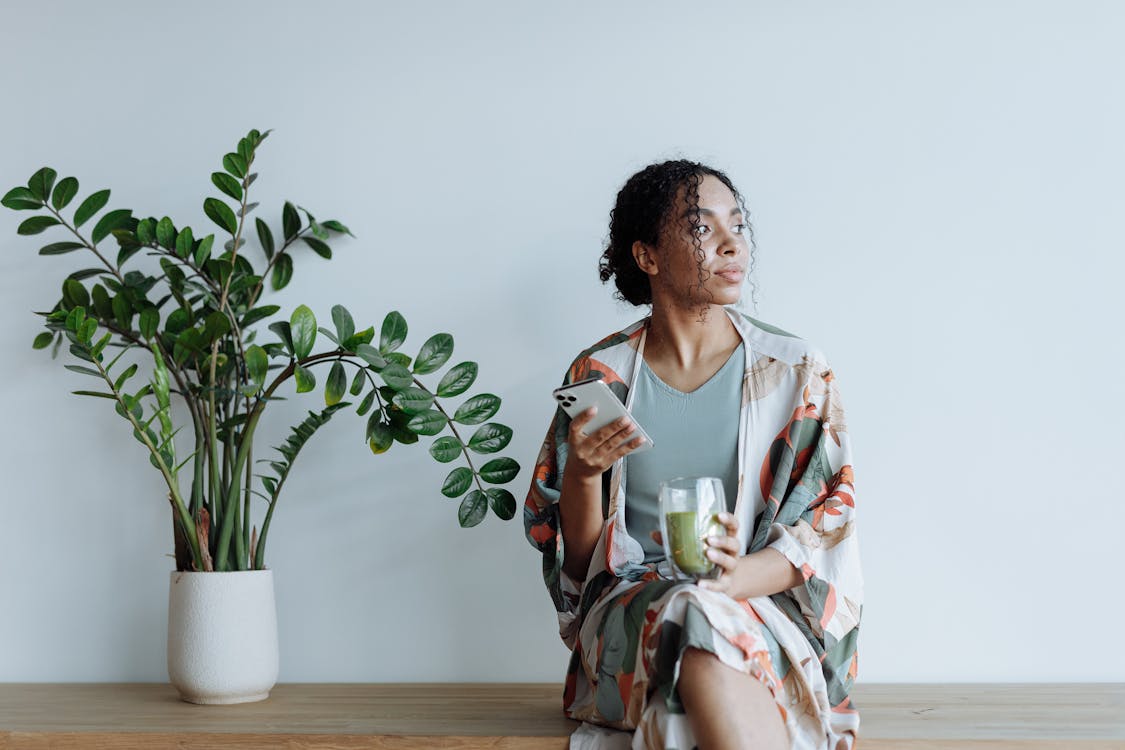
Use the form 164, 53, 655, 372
0, 682, 1121, 749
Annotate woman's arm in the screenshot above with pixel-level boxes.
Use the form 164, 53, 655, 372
558, 470, 603, 582
557, 409, 645, 582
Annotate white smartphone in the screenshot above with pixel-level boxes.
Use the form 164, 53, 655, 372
552, 378, 655, 453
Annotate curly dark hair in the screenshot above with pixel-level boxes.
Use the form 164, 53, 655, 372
598, 159, 758, 308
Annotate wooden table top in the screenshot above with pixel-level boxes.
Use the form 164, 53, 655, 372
1, 682, 1123, 749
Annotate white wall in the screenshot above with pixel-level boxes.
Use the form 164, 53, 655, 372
1, 0, 1122, 683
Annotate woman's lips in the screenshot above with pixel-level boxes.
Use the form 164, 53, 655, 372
715, 269, 744, 283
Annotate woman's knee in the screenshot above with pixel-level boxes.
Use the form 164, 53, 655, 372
679, 646, 720, 684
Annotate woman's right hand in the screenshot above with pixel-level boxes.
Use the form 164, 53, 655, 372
566, 407, 645, 482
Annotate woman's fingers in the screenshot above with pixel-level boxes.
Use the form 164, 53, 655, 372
716, 511, 739, 536
705, 546, 739, 573
568, 407, 598, 439
706, 534, 740, 555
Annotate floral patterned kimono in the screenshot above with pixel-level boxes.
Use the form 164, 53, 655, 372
523, 308, 863, 750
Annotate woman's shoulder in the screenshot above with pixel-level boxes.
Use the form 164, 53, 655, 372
559, 319, 647, 387
731, 310, 832, 368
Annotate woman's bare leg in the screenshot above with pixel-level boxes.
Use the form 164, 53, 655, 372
676, 646, 789, 750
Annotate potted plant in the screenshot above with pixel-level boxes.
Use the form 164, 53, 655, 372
3, 128, 521, 704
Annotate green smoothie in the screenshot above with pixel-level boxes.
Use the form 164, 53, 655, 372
665, 511, 723, 576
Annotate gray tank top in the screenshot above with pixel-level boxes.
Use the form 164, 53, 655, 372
624, 343, 744, 562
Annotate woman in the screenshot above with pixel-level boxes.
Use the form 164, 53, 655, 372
524, 160, 863, 750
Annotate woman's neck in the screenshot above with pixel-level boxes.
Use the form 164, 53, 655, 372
644, 304, 740, 370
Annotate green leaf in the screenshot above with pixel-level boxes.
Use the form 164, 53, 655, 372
223, 152, 246, 178
39, 241, 84, 256
113, 363, 138, 391
271, 253, 293, 290
331, 304, 355, 344
79, 318, 98, 344
241, 304, 280, 328
153, 217, 174, 249
246, 344, 268, 385
468, 423, 513, 454
349, 366, 366, 396
389, 411, 419, 444
428, 436, 461, 463
32, 331, 54, 350
91, 284, 113, 319
203, 197, 238, 235
194, 234, 214, 266
290, 304, 316, 359
342, 326, 374, 351
2, 186, 42, 210
442, 467, 473, 498
385, 352, 412, 368
65, 306, 86, 333
392, 387, 435, 415
91, 208, 132, 245
63, 278, 89, 308
27, 167, 57, 202
269, 320, 294, 354
201, 311, 231, 344
302, 236, 331, 259
458, 490, 488, 528
282, 201, 300, 240
294, 364, 315, 393
406, 409, 446, 435
321, 219, 354, 236
436, 361, 478, 397
211, 172, 242, 202
255, 218, 274, 259
379, 362, 413, 391
380, 311, 407, 354
135, 218, 156, 244
368, 420, 393, 454
72, 389, 116, 400
73, 189, 110, 228
18, 215, 60, 235
318, 326, 339, 345
51, 177, 79, 210
413, 333, 453, 374
68, 267, 108, 281
111, 293, 131, 330
485, 488, 516, 520
453, 393, 500, 425
325, 361, 346, 406
356, 389, 377, 416
355, 343, 386, 369
480, 457, 520, 484
175, 227, 195, 259
138, 307, 159, 339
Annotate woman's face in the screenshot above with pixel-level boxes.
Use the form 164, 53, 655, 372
643, 174, 750, 310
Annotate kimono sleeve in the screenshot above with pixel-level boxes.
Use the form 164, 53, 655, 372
523, 378, 586, 646
752, 359, 863, 708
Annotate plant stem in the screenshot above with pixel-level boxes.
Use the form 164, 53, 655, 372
90, 344, 201, 568
424, 381, 487, 494
245, 225, 312, 307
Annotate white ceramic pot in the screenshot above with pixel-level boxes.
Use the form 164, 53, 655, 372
167, 569, 279, 705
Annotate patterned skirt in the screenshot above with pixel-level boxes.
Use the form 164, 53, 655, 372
565, 574, 852, 750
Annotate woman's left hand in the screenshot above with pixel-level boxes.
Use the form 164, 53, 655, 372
697, 511, 749, 598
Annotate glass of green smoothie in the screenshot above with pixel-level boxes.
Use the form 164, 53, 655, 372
657, 476, 726, 581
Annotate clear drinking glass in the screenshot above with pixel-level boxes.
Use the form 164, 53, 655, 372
658, 476, 726, 581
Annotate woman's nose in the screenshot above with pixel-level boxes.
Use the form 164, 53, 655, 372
717, 230, 741, 255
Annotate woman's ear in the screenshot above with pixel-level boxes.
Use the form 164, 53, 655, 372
632, 240, 658, 277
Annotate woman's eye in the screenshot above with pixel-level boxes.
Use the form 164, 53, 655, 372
692, 224, 710, 236
733, 223, 748, 234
